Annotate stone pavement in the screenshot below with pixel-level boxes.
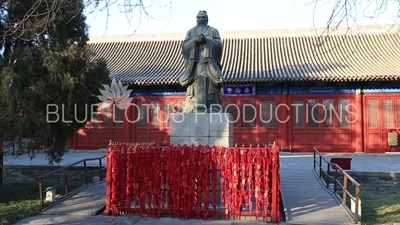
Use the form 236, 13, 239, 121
16, 181, 271, 224
279, 152, 400, 225
280, 168, 352, 225
40, 182, 106, 216
8, 150, 400, 225
15, 181, 273, 224
15, 215, 271, 225
279, 152, 400, 172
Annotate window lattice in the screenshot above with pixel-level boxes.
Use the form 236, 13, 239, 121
382, 99, 394, 128
149, 101, 160, 128
102, 104, 111, 127
241, 100, 257, 127
260, 100, 277, 127
367, 99, 378, 128
338, 99, 350, 128
397, 99, 400, 127
307, 99, 319, 127
163, 101, 174, 128
292, 100, 304, 128
323, 99, 334, 127
113, 105, 123, 127
223, 100, 238, 127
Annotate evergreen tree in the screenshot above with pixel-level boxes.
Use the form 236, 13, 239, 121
0, 0, 110, 186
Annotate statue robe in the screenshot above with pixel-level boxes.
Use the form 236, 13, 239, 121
179, 25, 224, 113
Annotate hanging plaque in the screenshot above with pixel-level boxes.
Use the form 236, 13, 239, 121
223, 85, 256, 96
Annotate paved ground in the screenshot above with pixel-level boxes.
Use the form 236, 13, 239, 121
3, 149, 107, 167
7, 150, 400, 225
15, 215, 271, 225
5, 150, 399, 172
280, 168, 352, 225
280, 152, 400, 172
280, 152, 399, 224
40, 182, 106, 216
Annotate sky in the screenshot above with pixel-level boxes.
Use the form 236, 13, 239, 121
84, 0, 399, 37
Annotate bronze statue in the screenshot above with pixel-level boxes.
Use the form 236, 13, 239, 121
179, 10, 224, 113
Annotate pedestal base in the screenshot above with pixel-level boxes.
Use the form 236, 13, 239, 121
170, 113, 233, 147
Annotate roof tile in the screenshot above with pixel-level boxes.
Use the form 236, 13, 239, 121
88, 32, 400, 85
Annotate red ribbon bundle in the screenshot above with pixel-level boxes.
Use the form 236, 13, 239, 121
104, 143, 281, 223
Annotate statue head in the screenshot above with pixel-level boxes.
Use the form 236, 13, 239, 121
196, 10, 208, 26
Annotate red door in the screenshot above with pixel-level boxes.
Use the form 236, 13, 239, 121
75, 103, 123, 150
132, 96, 186, 143
222, 96, 281, 146
289, 95, 354, 152
364, 94, 400, 153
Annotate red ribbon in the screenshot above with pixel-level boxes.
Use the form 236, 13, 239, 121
104, 143, 281, 223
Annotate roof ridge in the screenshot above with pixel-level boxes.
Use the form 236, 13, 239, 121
88, 25, 399, 43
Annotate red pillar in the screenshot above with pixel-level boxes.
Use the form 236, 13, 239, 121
277, 94, 289, 148
122, 107, 132, 143
130, 99, 136, 143
353, 92, 364, 152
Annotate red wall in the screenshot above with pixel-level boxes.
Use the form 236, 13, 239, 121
69, 93, 400, 153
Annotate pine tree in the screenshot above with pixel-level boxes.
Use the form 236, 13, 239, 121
0, 0, 110, 186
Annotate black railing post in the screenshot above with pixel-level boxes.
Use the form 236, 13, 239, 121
99, 158, 103, 181
326, 163, 331, 188
313, 150, 316, 170
319, 155, 322, 178
38, 179, 44, 209
84, 161, 88, 184
333, 167, 338, 193
64, 169, 69, 195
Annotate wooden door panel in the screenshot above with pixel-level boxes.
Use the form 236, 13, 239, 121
149, 132, 163, 143
337, 132, 352, 147
364, 96, 400, 152
135, 129, 163, 143
239, 132, 260, 143
162, 129, 171, 144
136, 131, 149, 143
322, 132, 336, 144
260, 132, 277, 144
367, 133, 380, 145
292, 132, 307, 144
75, 128, 121, 149
290, 96, 354, 152
307, 133, 321, 145
76, 130, 97, 149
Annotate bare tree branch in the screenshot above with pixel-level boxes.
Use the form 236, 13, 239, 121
309, 0, 400, 57
0, 0, 172, 40
312, 0, 400, 35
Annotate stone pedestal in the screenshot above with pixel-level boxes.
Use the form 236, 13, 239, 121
92, 176, 100, 182
45, 187, 56, 202
170, 113, 233, 147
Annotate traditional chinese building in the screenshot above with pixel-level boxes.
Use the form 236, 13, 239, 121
68, 25, 400, 153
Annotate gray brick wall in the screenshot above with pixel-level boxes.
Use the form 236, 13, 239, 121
326, 171, 400, 193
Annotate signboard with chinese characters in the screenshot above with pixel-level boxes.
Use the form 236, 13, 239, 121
223, 85, 256, 96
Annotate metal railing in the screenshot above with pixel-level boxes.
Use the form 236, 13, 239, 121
313, 147, 361, 224
36, 155, 106, 209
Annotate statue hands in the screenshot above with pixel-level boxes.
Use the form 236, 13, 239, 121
195, 33, 206, 44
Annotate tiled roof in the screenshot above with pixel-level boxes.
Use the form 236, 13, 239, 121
88, 27, 400, 85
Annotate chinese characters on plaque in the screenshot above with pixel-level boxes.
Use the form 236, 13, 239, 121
223, 85, 255, 96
